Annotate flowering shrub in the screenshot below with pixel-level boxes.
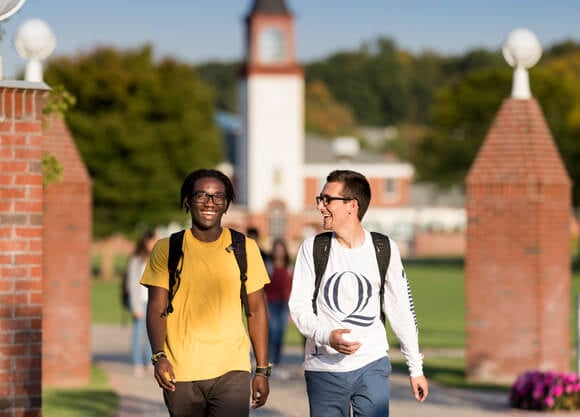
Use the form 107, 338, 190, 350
510, 370, 580, 411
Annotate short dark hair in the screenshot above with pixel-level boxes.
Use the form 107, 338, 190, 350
180, 168, 235, 212
326, 170, 371, 220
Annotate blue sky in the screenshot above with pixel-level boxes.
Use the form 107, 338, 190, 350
1, 0, 580, 79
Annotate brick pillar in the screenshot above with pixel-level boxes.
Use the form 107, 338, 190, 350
42, 115, 92, 387
0, 81, 49, 416
465, 98, 572, 383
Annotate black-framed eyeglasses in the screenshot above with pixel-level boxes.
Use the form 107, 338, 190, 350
316, 194, 354, 206
192, 191, 227, 205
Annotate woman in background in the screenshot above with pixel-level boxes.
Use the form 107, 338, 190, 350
265, 238, 293, 378
126, 228, 157, 376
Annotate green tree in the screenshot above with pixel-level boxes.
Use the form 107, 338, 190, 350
305, 80, 356, 137
44, 45, 222, 237
541, 50, 580, 206
306, 37, 448, 126
411, 69, 510, 186
412, 62, 580, 205
196, 61, 240, 112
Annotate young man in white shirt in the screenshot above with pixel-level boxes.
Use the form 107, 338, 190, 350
289, 169, 428, 417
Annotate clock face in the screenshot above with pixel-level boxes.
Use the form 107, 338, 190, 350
259, 27, 286, 64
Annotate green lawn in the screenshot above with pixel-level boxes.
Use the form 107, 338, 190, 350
43, 365, 118, 417
93, 264, 580, 350
92, 277, 130, 325
42, 280, 124, 416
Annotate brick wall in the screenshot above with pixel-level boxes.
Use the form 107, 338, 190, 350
413, 232, 465, 258
0, 81, 49, 417
465, 98, 572, 383
42, 115, 92, 387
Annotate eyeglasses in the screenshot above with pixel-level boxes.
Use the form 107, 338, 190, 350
192, 191, 227, 205
316, 194, 354, 206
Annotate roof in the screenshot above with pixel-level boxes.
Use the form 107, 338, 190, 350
304, 134, 386, 164
248, 0, 291, 15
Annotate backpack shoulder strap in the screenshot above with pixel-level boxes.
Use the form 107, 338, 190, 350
229, 228, 251, 317
162, 229, 185, 318
371, 231, 391, 324
312, 232, 333, 315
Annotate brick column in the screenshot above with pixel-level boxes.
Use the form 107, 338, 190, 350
42, 115, 92, 387
465, 98, 572, 383
0, 81, 49, 417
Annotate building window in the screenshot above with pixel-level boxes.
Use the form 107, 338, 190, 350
268, 203, 286, 239
383, 178, 397, 198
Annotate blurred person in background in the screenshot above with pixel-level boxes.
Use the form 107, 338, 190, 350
264, 238, 293, 379
126, 228, 157, 376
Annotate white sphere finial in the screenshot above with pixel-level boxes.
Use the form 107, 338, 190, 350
0, 0, 27, 79
0, 0, 26, 21
502, 28, 542, 99
13, 18, 56, 82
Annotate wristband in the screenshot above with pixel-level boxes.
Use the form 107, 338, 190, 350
254, 363, 273, 377
151, 351, 167, 365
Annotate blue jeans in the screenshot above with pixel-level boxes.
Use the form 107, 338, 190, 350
267, 301, 289, 364
132, 302, 152, 367
305, 356, 392, 417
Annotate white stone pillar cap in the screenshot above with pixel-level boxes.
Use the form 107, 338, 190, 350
502, 28, 542, 100
13, 18, 56, 82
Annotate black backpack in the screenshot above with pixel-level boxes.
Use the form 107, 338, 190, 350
161, 228, 250, 318
312, 231, 391, 323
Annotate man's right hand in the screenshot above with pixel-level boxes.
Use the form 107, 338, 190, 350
329, 329, 361, 355
154, 358, 176, 392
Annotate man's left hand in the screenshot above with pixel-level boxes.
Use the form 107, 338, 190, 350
410, 375, 428, 402
251, 375, 270, 409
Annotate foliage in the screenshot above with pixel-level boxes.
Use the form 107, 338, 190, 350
411, 69, 511, 187
196, 61, 240, 112
306, 38, 409, 126
42, 365, 118, 417
305, 80, 356, 137
411, 49, 580, 205
43, 84, 77, 120
41, 85, 75, 187
306, 38, 504, 127
42, 152, 63, 187
509, 370, 580, 411
44, 45, 223, 237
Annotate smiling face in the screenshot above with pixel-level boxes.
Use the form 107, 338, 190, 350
188, 177, 228, 233
317, 181, 356, 231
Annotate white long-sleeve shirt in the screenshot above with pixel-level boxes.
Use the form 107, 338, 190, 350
127, 254, 148, 315
288, 230, 424, 377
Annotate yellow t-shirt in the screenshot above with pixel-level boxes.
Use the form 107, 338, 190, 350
140, 228, 270, 381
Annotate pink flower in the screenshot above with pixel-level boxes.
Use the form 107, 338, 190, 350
510, 370, 580, 411
552, 385, 564, 397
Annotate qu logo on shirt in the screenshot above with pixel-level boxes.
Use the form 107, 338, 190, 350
322, 271, 376, 327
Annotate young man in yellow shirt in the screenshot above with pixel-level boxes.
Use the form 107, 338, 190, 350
141, 168, 271, 417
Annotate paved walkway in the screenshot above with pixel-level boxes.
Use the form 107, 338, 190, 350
92, 324, 580, 417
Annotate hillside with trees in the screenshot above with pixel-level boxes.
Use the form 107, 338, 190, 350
44, 37, 580, 237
